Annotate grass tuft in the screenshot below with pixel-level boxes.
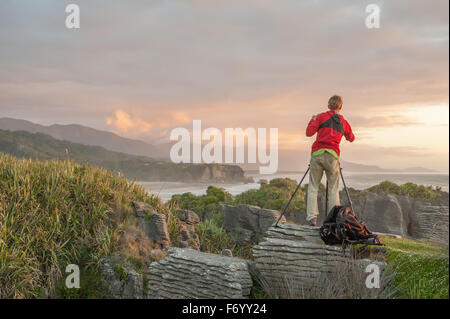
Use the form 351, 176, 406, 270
381, 236, 449, 299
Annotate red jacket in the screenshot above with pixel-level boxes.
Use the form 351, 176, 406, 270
306, 110, 354, 156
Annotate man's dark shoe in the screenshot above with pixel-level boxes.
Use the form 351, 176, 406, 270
309, 218, 317, 227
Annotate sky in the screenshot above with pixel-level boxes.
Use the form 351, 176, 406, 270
0, 0, 448, 171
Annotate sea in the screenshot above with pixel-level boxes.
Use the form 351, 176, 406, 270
137, 172, 449, 202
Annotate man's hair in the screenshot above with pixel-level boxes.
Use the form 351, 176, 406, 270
328, 95, 343, 110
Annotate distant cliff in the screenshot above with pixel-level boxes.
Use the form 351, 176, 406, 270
0, 129, 247, 183
116, 160, 247, 183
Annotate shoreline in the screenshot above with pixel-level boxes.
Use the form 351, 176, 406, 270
137, 172, 449, 202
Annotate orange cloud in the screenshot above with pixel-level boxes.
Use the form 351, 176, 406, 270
171, 111, 190, 125
105, 109, 191, 137
106, 109, 152, 134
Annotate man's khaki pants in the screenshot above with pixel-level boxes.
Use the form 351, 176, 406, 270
306, 151, 340, 222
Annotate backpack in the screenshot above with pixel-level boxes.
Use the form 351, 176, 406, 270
319, 205, 383, 246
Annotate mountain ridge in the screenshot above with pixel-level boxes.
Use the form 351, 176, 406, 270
340, 160, 437, 173
0, 117, 168, 159
0, 117, 438, 173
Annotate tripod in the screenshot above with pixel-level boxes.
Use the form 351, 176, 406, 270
274, 163, 354, 227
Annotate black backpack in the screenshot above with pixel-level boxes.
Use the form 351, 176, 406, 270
319, 205, 383, 246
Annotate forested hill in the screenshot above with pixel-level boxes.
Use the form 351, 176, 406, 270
0, 129, 246, 183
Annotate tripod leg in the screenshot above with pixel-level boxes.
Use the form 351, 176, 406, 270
339, 164, 355, 215
275, 165, 310, 227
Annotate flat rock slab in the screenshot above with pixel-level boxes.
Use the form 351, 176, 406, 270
264, 223, 322, 244
147, 247, 253, 299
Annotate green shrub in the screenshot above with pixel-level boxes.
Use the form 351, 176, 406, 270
235, 178, 308, 216
234, 189, 267, 208
206, 185, 232, 202
195, 219, 236, 255
169, 186, 232, 219
113, 264, 129, 282
366, 181, 442, 200
194, 213, 253, 260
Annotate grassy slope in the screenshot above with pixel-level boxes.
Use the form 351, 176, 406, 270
380, 236, 449, 299
0, 154, 162, 298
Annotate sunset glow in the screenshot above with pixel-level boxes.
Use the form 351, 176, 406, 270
0, 0, 448, 171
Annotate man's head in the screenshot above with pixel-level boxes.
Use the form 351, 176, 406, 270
328, 95, 343, 112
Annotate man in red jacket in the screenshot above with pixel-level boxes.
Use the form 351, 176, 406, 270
305, 95, 355, 226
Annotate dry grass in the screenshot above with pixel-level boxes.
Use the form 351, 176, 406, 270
115, 224, 165, 265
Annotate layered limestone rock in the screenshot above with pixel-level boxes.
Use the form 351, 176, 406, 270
101, 261, 144, 299
252, 223, 386, 294
178, 209, 201, 225
221, 204, 286, 245
292, 190, 449, 242
132, 201, 171, 249
147, 248, 252, 299
177, 209, 201, 250
341, 191, 449, 241
264, 223, 322, 244
253, 238, 351, 289
410, 198, 449, 242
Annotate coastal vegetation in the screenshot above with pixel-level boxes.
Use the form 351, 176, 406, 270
0, 154, 447, 298
366, 180, 443, 200
0, 153, 159, 298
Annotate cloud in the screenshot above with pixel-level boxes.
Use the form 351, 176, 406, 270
344, 144, 431, 158
0, 0, 447, 111
0, 0, 447, 170
106, 110, 152, 135
171, 112, 191, 125
105, 109, 191, 138
352, 115, 423, 128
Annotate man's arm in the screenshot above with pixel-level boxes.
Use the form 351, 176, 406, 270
343, 119, 355, 142
306, 115, 319, 137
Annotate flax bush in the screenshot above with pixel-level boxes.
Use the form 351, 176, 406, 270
0, 154, 158, 298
